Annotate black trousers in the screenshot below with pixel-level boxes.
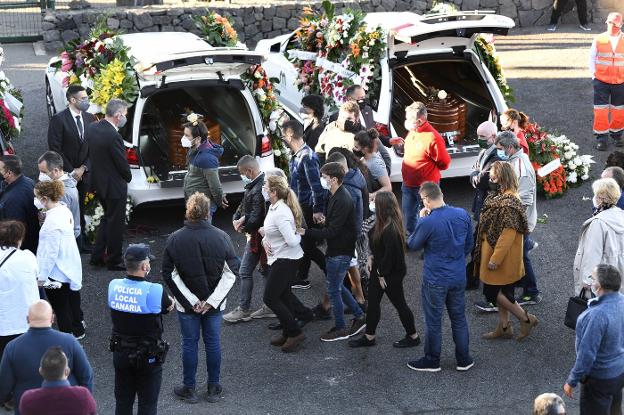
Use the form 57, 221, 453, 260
45, 283, 85, 337
76, 175, 89, 232
549, 0, 587, 25
114, 351, 162, 415
297, 204, 326, 281
365, 272, 416, 337
92, 196, 126, 266
580, 372, 624, 415
264, 259, 306, 338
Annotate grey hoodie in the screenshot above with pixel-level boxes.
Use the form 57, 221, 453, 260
574, 207, 624, 294
508, 150, 537, 232
60, 174, 81, 238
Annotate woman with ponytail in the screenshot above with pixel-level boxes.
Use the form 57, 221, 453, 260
182, 113, 227, 219
34, 179, 84, 339
500, 109, 529, 155
260, 175, 308, 352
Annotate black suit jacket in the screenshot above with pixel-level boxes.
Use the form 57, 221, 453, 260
86, 120, 132, 199
47, 108, 96, 171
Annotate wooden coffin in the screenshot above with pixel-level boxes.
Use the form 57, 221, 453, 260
426, 95, 467, 141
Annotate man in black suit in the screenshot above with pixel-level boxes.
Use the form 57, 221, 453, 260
47, 84, 95, 251
87, 99, 132, 271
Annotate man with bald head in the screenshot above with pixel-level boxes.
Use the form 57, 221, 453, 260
0, 300, 93, 415
470, 121, 500, 221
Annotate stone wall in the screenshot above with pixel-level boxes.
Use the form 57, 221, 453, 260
42, 0, 618, 52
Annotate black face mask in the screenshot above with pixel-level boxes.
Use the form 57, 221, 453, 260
488, 181, 500, 192
344, 120, 361, 133
357, 99, 367, 110
478, 138, 489, 149
353, 149, 364, 158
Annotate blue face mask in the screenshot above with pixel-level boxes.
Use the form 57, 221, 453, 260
496, 149, 509, 160
240, 175, 252, 185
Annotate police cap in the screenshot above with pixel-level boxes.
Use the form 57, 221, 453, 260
124, 244, 156, 262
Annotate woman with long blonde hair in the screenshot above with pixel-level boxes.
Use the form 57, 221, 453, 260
475, 161, 538, 340
349, 191, 420, 348
260, 175, 307, 352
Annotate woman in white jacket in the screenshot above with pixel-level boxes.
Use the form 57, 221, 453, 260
574, 178, 624, 294
34, 180, 85, 339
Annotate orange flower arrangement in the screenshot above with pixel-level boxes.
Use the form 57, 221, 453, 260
194, 11, 239, 47
350, 43, 360, 57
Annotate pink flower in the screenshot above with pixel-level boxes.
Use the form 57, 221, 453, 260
62, 76, 69, 87
61, 60, 73, 72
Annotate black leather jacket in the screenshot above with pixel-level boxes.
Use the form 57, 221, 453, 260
233, 172, 265, 234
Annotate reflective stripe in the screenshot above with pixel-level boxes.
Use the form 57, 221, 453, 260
613, 105, 624, 110
615, 62, 624, 67
594, 105, 610, 109
596, 59, 613, 65
594, 129, 610, 134
596, 52, 612, 57
611, 128, 624, 132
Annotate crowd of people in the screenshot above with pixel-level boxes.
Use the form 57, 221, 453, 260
0, 15, 623, 413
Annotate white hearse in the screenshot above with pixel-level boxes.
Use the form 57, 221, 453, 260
256, 11, 515, 181
46, 32, 275, 206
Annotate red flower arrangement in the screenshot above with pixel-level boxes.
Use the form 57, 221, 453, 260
524, 122, 567, 198
0, 99, 18, 140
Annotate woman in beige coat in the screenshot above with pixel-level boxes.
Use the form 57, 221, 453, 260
475, 162, 538, 341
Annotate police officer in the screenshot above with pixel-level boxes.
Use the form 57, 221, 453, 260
108, 244, 174, 415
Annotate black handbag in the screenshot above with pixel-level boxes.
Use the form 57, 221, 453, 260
564, 288, 595, 330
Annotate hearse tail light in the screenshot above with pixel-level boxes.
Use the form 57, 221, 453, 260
126, 147, 139, 168
261, 135, 273, 156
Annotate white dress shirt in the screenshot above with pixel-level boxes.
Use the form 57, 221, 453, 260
0, 247, 39, 336
69, 106, 84, 140
263, 199, 303, 265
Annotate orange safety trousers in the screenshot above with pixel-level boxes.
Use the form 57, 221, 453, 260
593, 78, 624, 138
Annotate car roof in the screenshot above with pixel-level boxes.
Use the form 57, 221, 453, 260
119, 32, 247, 66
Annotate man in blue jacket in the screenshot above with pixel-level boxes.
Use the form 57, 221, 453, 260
0, 300, 93, 415
564, 264, 624, 414
407, 181, 474, 372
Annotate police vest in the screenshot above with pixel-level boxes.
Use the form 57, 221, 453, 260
595, 32, 624, 84
108, 278, 163, 315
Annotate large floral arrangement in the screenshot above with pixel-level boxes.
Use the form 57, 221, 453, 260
84, 191, 133, 243
473, 35, 515, 104
289, 1, 386, 109
241, 64, 290, 174
194, 11, 239, 47
550, 134, 593, 186
91, 58, 138, 108
0, 46, 23, 141
53, 17, 137, 113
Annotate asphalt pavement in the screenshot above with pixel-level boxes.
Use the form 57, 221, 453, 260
0, 23, 607, 414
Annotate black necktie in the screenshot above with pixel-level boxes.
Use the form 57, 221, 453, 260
76, 115, 84, 141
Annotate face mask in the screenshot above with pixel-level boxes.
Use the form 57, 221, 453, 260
240, 175, 252, 185
353, 149, 364, 158
404, 120, 417, 132
357, 99, 366, 110
34, 197, 45, 210
590, 281, 600, 296
262, 189, 270, 202
320, 177, 331, 190
592, 196, 601, 209
75, 99, 90, 112
117, 114, 127, 129
343, 120, 359, 133
488, 181, 500, 192
300, 112, 311, 121
478, 137, 489, 149
496, 149, 509, 161
369, 200, 376, 213
38, 172, 52, 182
145, 265, 151, 277
180, 137, 192, 148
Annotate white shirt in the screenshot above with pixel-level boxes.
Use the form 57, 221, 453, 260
263, 200, 303, 265
69, 106, 84, 140
589, 32, 623, 76
0, 248, 39, 336
37, 204, 82, 290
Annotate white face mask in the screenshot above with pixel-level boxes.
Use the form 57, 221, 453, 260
320, 177, 331, 190
180, 136, 192, 148
593, 196, 601, 208
38, 172, 52, 182
34, 197, 45, 210
369, 200, 376, 213
404, 120, 417, 132
590, 281, 600, 296
262, 188, 270, 202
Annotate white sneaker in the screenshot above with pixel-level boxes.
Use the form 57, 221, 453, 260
223, 307, 252, 323
546, 24, 557, 32
250, 304, 276, 319
579, 24, 591, 31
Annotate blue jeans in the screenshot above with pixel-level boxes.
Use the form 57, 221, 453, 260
238, 241, 260, 311
421, 281, 472, 366
402, 185, 421, 235
325, 255, 363, 329
178, 310, 222, 388
520, 233, 539, 297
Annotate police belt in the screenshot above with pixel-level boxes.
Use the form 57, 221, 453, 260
109, 335, 169, 364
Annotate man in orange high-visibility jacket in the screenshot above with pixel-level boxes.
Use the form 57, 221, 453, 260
590, 12, 624, 151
